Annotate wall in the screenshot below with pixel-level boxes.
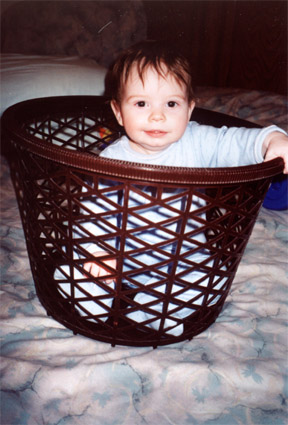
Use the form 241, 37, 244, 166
1, 0, 147, 68
1, 0, 286, 94
143, 0, 287, 95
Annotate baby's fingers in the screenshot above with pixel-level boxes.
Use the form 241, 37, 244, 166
83, 261, 101, 277
264, 132, 288, 174
264, 152, 288, 174
83, 259, 116, 284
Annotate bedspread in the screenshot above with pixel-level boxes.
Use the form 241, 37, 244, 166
1, 147, 287, 425
196, 87, 288, 132
1, 80, 288, 424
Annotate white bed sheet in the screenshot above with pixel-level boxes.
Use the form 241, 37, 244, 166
1, 54, 107, 116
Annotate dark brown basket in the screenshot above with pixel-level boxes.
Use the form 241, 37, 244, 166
2, 96, 283, 347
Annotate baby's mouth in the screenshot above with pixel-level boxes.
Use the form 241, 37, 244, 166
144, 130, 167, 137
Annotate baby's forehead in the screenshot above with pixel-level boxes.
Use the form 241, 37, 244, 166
124, 63, 183, 88
127, 62, 169, 79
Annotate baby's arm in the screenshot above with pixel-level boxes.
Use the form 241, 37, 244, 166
83, 251, 116, 284
262, 131, 288, 173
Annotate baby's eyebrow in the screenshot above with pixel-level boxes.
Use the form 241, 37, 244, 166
126, 94, 187, 101
125, 95, 148, 101
168, 95, 186, 100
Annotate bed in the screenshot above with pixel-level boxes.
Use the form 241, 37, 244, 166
1, 2, 287, 424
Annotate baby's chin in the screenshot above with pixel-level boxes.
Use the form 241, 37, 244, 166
128, 139, 177, 155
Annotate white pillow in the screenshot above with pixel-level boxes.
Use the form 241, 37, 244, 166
1, 54, 107, 116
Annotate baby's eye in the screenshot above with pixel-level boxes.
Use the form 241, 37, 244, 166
167, 101, 178, 108
136, 101, 146, 107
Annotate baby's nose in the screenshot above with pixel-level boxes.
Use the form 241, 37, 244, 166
149, 108, 165, 121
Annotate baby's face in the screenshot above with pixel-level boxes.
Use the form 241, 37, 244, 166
111, 65, 195, 155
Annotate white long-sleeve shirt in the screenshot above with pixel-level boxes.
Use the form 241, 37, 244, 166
99, 122, 284, 166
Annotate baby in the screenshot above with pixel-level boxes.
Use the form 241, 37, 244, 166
55, 40, 288, 335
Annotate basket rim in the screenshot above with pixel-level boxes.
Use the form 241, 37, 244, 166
2, 95, 284, 184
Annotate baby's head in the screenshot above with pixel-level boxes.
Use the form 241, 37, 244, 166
109, 40, 195, 104
108, 40, 196, 155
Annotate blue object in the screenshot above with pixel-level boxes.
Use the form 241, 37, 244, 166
263, 175, 288, 210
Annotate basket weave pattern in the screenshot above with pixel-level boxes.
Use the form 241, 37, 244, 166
4, 96, 283, 347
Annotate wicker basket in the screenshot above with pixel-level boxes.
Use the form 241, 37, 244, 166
2, 96, 283, 347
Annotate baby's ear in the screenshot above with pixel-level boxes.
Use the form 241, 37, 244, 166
110, 100, 123, 126
189, 100, 196, 118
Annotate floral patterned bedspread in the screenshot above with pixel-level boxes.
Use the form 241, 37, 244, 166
196, 86, 288, 132
1, 89, 287, 425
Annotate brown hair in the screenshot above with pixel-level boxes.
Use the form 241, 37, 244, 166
107, 40, 195, 104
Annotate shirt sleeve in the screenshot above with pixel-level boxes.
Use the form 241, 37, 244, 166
186, 123, 287, 167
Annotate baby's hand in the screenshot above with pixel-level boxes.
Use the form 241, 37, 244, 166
84, 251, 116, 284
263, 131, 288, 174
